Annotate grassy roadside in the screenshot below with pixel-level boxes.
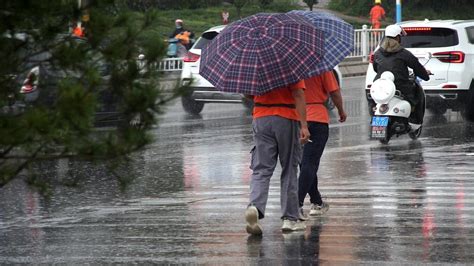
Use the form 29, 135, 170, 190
149, 1, 305, 38
328, 0, 474, 23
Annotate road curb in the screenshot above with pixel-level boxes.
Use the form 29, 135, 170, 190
339, 61, 368, 78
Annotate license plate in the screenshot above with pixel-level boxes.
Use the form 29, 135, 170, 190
371, 116, 389, 139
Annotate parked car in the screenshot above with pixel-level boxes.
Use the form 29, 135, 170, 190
365, 20, 474, 117
180, 25, 343, 115
1, 33, 121, 127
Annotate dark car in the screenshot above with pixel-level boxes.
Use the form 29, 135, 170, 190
1, 33, 121, 127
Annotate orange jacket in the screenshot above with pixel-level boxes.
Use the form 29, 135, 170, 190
304, 72, 339, 123
73, 26, 84, 37
175, 31, 191, 45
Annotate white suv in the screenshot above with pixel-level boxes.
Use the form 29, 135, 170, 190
365, 20, 474, 117
180, 25, 343, 114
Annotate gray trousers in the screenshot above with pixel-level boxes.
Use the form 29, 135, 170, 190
249, 116, 302, 221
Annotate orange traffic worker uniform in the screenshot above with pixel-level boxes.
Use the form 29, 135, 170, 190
370, 5, 385, 29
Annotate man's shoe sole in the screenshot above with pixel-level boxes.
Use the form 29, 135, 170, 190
282, 225, 306, 232
282, 220, 306, 232
245, 207, 262, 235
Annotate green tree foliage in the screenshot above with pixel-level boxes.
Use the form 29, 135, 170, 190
125, 0, 223, 11
230, 0, 248, 18
258, 0, 274, 9
303, 0, 318, 11
0, 0, 178, 187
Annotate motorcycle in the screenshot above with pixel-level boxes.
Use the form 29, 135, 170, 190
166, 33, 194, 58
369, 52, 433, 144
369, 71, 427, 144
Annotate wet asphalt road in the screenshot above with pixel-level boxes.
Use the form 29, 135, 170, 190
1, 76, 474, 264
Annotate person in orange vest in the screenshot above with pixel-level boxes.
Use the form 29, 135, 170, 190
370, 0, 386, 29
297, 71, 347, 220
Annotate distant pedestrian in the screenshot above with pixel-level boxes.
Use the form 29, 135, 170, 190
245, 80, 310, 236
298, 71, 347, 220
221, 10, 230, 25
72, 21, 84, 38
369, 0, 386, 30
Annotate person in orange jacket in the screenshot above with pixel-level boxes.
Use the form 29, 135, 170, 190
370, 0, 386, 29
169, 19, 195, 49
72, 22, 84, 38
297, 71, 347, 220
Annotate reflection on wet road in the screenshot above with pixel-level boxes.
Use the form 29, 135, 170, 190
1, 77, 474, 264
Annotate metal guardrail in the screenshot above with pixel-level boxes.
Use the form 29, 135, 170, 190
159, 25, 384, 71
158, 58, 183, 72
348, 25, 384, 62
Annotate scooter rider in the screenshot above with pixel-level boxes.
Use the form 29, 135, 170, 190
372, 24, 431, 127
169, 19, 195, 50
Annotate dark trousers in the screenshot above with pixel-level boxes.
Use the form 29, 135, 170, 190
409, 85, 425, 125
298, 122, 329, 207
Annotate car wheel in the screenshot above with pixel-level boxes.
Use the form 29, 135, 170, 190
464, 80, 474, 122
378, 120, 391, 144
429, 103, 447, 115
379, 132, 391, 145
181, 95, 204, 114
242, 97, 254, 110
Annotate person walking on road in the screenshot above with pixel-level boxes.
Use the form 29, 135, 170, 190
369, 0, 386, 30
297, 71, 347, 219
245, 81, 311, 236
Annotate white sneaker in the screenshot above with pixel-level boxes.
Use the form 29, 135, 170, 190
281, 219, 306, 232
245, 206, 262, 235
298, 207, 308, 221
309, 202, 329, 216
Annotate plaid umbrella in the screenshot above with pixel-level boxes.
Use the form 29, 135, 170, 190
199, 13, 325, 96
288, 10, 354, 77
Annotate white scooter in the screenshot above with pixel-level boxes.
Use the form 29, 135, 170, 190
369, 71, 425, 144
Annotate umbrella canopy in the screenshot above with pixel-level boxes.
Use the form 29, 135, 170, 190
199, 13, 325, 96
287, 10, 354, 77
